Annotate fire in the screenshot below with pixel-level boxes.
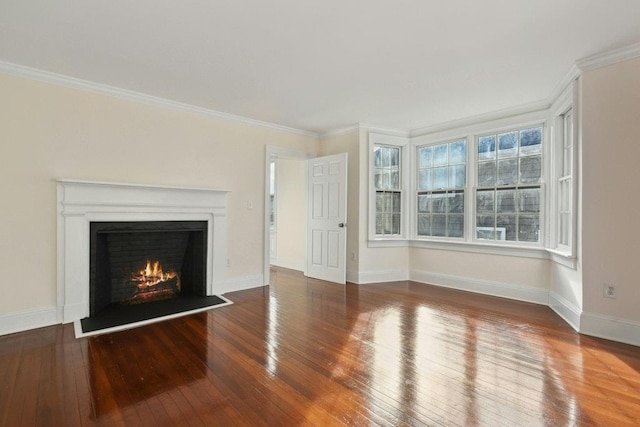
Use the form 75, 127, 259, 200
132, 259, 179, 291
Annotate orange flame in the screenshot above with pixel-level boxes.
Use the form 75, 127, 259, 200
132, 259, 178, 290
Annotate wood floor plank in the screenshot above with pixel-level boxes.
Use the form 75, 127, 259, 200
1, 266, 640, 426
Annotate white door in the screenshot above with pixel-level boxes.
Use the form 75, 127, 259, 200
306, 153, 348, 284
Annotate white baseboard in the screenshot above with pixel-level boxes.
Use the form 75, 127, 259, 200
270, 257, 304, 272
0, 306, 59, 336
355, 269, 410, 284
410, 270, 549, 305
548, 291, 581, 331
580, 312, 640, 347
346, 269, 360, 284
216, 274, 265, 295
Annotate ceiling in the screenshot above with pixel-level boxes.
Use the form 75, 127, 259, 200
1, 1, 640, 135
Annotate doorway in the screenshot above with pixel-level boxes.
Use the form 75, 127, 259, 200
263, 147, 314, 286
263, 147, 348, 286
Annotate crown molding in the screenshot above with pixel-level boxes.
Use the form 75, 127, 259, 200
410, 100, 549, 138
576, 42, 640, 72
547, 64, 581, 106
319, 124, 361, 138
0, 61, 319, 139
358, 123, 411, 137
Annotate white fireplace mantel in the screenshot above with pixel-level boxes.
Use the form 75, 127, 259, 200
56, 179, 230, 323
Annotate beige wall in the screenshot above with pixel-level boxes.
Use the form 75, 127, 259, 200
410, 249, 549, 291
319, 130, 361, 279
272, 157, 306, 270
356, 129, 411, 280
0, 73, 317, 315
581, 57, 640, 322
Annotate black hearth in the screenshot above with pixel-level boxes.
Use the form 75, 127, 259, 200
81, 220, 224, 332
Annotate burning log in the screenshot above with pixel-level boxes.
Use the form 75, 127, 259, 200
125, 259, 181, 304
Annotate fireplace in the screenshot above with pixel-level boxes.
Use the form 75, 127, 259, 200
90, 221, 208, 316
56, 179, 230, 334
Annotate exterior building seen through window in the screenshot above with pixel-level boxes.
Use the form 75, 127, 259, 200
374, 145, 402, 235
416, 139, 466, 238
475, 126, 543, 243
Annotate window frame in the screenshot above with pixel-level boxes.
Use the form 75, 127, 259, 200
368, 95, 578, 263
413, 137, 468, 241
471, 124, 546, 248
548, 79, 579, 263
368, 133, 410, 243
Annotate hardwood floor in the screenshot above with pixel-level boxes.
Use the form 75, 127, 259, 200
1, 267, 640, 426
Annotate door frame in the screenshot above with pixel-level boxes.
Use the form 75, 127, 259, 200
263, 146, 315, 286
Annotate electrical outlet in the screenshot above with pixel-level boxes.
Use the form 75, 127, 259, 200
226, 258, 231, 267
603, 283, 616, 299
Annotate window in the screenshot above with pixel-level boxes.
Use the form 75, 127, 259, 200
475, 126, 543, 243
557, 109, 573, 249
374, 145, 402, 235
416, 139, 466, 238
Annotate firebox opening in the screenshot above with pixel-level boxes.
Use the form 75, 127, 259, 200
90, 221, 208, 317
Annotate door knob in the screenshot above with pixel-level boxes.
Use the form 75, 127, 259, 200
338, 223, 345, 228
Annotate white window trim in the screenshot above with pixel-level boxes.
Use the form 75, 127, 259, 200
368, 97, 578, 264
410, 136, 470, 242
471, 123, 547, 248
368, 132, 410, 242
547, 79, 579, 264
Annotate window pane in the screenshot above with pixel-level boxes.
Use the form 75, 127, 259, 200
449, 165, 466, 188
478, 161, 496, 187
381, 147, 391, 167
449, 140, 466, 164
390, 171, 400, 190
476, 215, 496, 239
448, 191, 464, 214
518, 188, 540, 213
432, 215, 446, 236
391, 214, 401, 234
374, 147, 383, 167
417, 214, 431, 236
374, 171, 382, 189
418, 194, 431, 213
447, 215, 464, 237
476, 190, 494, 213
434, 145, 448, 166
520, 127, 542, 156
381, 171, 390, 190
433, 167, 448, 189
384, 193, 394, 213
478, 136, 496, 160
496, 214, 517, 241
418, 169, 431, 191
518, 215, 540, 242
390, 147, 399, 167
520, 156, 541, 184
496, 189, 516, 213
393, 192, 401, 212
498, 131, 518, 158
376, 192, 383, 212
432, 193, 447, 213
498, 159, 518, 185
376, 213, 383, 234
419, 146, 433, 168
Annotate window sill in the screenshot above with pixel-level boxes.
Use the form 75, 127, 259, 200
547, 248, 577, 269
368, 238, 410, 248
369, 238, 548, 259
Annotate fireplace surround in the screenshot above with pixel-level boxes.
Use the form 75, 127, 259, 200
57, 180, 229, 329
